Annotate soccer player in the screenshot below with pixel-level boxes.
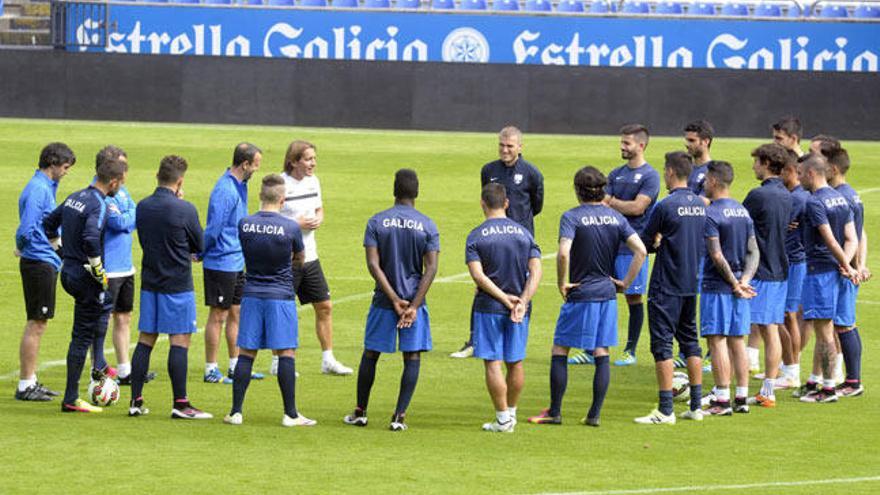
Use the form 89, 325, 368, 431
343, 169, 439, 431
223, 174, 316, 427
128, 155, 209, 418
44, 157, 127, 413
203, 143, 262, 383
699, 162, 759, 416
275, 140, 352, 376
742, 143, 792, 408
772, 116, 805, 158
797, 154, 858, 403
684, 119, 715, 200
452, 126, 544, 359
14, 142, 75, 401
528, 166, 646, 427
634, 151, 705, 425
466, 183, 542, 432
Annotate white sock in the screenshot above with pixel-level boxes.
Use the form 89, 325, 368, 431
735, 386, 749, 399
508, 406, 517, 419
117, 362, 131, 378
717, 387, 730, 402
790, 363, 801, 379
206, 362, 218, 372
834, 353, 844, 377
496, 409, 511, 424
779, 364, 789, 376
18, 377, 36, 392
747, 347, 760, 367
761, 378, 776, 398
809, 373, 823, 384
229, 357, 238, 372
823, 378, 836, 390
322, 350, 335, 364
272, 355, 279, 365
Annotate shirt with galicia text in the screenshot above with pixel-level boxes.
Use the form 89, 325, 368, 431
239, 211, 304, 301
481, 157, 544, 235
364, 204, 440, 310
559, 204, 636, 302
642, 188, 707, 296
743, 177, 792, 281
465, 217, 541, 315
687, 162, 711, 197
786, 185, 810, 265
835, 183, 864, 241
605, 162, 660, 254
702, 198, 754, 294
804, 186, 853, 274
42, 185, 107, 276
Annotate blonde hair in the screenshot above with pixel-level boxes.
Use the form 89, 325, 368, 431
283, 140, 316, 174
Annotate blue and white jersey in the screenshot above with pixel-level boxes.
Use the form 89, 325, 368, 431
42, 185, 107, 275
786, 185, 810, 265
643, 188, 707, 296
16, 170, 61, 269
559, 204, 635, 302
687, 162, 710, 197
465, 217, 541, 315
743, 177, 792, 282
804, 186, 853, 274
104, 185, 136, 277
364, 204, 440, 309
239, 211, 304, 301
203, 169, 248, 272
606, 162, 660, 254
835, 183, 864, 241
702, 198, 754, 294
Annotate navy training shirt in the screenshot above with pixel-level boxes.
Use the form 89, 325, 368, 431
239, 211, 304, 300
481, 157, 544, 235
702, 198, 754, 294
786, 185, 810, 265
465, 217, 541, 315
559, 204, 636, 302
743, 177, 792, 281
804, 186, 853, 274
687, 162, 711, 197
642, 188, 707, 296
43, 185, 107, 275
605, 162, 660, 254
364, 204, 440, 310
136, 187, 204, 294
835, 183, 864, 241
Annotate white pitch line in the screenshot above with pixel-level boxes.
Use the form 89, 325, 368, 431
531, 475, 880, 495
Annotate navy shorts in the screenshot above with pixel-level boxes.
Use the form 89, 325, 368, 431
238, 296, 298, 350
647, 292, 700, 362
139, 290, 198, 334
364, 305, 432, 354
472, 311, 529, 363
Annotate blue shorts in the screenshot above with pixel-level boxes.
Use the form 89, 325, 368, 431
138, 290, 197, 335
749, 279, 787, 325
834, 278, 858, 328
614, 254, 648, 295
802, 271, 840, 321
472, 312, 529, 363
238, 296, 298, 350
364, 305, 432, 354
700, 292, 750, 337
553, 300, 617, 350
785, 262, 807, 313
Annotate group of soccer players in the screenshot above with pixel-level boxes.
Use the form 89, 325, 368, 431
13, 117, 867, 431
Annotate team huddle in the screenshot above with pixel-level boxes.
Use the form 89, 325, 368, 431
13, 118, 867, 431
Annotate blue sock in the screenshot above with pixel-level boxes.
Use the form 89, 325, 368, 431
659, 390, 674, 416
168, 345, 188, 403
690, 383, 702, 411
549, 355, 568, 417
839, 329, 861, 382
277, 356, 297, 418
588, 356, 610, 420
356, 351, 379, 411
130, 342, 153, 401
625, 303, 644, 354
395, 358, 420, 416
231, 354, 254, 415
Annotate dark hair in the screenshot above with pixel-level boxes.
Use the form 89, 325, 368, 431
771, 116, 802, 139
684, 119, 715, 147
826, 147, 850, 175
95, 158, 128, 183
800, 153, 828, 175
574, 166, 607, 203
664, 151, 693, 180
283, 140, 315, 174
751, 143, 789, 175
233, 142, 262, 168
620, 123, 650, 145
394, 168, 419, 200
95, 145, 127, 170
707, 161, 734, 187
481, 183, 507, 209
811, 134, 840, 151
260, 173, 286, 203
157, 155, 188, 185
38, 142, 76, 169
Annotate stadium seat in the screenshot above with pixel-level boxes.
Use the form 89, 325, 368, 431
494, 0, 520, 9
818, 4, 848, 17
854, 4, 880, 17
432, 0, 455, 7
203, 0, 232, 4
621, 1, 649, 13
753, 3, 781, 16
525, 0, 552, 10
655, 1, 684, 14
268, 0, 295, 5
687, 2, 715, 14
142, 0, 169, 4
333, 0, 359, 6
588, 0, 613, 12
556, 0, 585, 11
459, 0, 487, 8
245, 0, 264, 5
786, 3, 802, 15
720, 2, 749, 15
300, 0, 329, 5
397, 0, 422, 7
170, 0, 199, 4
364, 0, 390, 6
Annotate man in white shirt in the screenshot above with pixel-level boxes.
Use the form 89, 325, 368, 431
273, 140, 352, 376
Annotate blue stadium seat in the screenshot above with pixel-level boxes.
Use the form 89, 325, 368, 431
397, 0, 421, 7
300, 0, 328, 5
818, 4, 848, 17
494, 0, 519, 9
171, 0, 199, 4
333, 0, 359, 6
687, 2, 715, 14
557, 0, 585, 11
525, 0, 552, 10
854, 4, 880, 17
720, 3, 749, 15
432, 0, 455, 7
203, 0, 232, 4
143, 0, 169, 4
588, 0, 613, 12
621, 1, 649, 13
753, 3, 781, 15
786, 3, 802, 16
459, 0, 487, 8
245, 0, 264, 5
268, 0, 294, 5
655, 1, 684, 13
364, 0, 390, 6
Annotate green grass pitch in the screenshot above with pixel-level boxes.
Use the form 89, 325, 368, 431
0, 118, 878, 494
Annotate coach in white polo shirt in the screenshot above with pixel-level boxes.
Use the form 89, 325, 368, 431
271, 140, 352, 376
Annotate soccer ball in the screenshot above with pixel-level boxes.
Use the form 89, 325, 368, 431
672, 371, 690, 402
88, 377, 120, 406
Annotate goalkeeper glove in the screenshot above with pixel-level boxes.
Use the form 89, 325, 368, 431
84, 257, 108, 289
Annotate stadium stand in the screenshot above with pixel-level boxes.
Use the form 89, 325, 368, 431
622, 1, 650, 13
556, 0, 585, 10
525, 0, 553, 11
753, 3, 782, 16
432, 0, 456, 7
655, 1, 684, 14
720, 2, 749, 14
